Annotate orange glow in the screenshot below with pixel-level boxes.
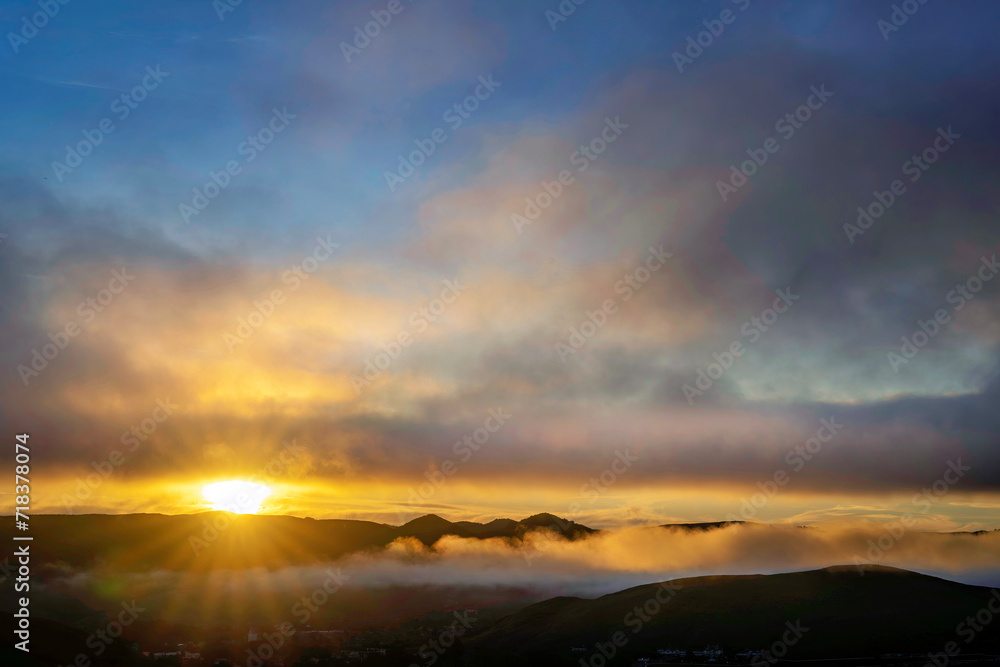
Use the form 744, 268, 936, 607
202, 480, 272, 514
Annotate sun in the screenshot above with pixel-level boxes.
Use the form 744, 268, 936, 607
202, 480, 272, 514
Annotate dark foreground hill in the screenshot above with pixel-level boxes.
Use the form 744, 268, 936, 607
1, 511, 596, 572
0, 612, 152, 667
463, 566, 1000, 665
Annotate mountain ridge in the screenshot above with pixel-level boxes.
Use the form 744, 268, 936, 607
3, 511, 598, 572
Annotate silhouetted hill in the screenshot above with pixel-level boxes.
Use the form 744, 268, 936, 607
400, 513, 457, 542
1, 512, 597, 572
397, 512, 596, 545
463, 566, 1000, 665
520, 512, 597, 540
0, 612, 151, 666
658, 520, 746, 531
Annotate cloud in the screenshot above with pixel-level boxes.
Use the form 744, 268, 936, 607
39, 524, 1000, 630
3, 3, 1000, 524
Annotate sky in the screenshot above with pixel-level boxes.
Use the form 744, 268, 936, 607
1, 0, 999, 530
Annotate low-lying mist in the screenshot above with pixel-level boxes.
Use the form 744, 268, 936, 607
34, 523, 1000, 633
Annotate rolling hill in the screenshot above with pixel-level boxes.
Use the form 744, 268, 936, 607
463, 566, 1000, 665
